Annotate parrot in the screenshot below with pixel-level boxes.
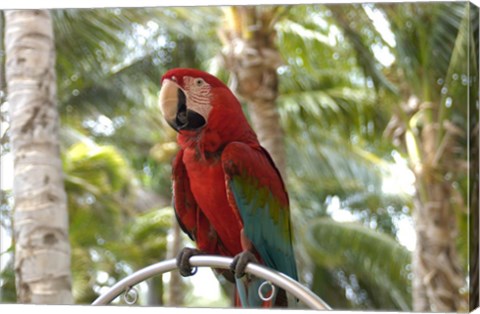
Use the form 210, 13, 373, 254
158, 68, 298, 307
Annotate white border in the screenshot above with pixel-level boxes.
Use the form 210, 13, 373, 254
0, 1, 478, 314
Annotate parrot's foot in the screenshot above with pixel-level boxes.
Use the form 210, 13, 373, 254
177, 247, 202, 277
230, 250, 258, 279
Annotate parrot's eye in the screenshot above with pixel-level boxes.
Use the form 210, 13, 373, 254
194, 78, 205, 87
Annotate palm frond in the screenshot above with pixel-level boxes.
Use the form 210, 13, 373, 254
64, 141, 130, 193
378, 2, 466, 98
286, 127, 410, 223
437, 3, 476, 132
105, 207, 173, 268
53, 9, 153, 80
62, 137, 136, 248
304, 218, 412, 311
279, 85, 389, 146
327, 4, 398, 94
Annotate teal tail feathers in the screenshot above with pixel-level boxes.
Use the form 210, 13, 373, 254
234, 276, 279, 308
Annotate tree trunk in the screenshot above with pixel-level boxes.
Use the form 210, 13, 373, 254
409, 105, 466, 311
5, 10, 73, 304
146, 276, 163, 306
1, 11, 7, 148
220, 6, 286, 177
412, 186, 464, 311
0, 11, 5, 104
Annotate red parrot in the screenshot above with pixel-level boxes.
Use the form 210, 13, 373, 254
159, 68, 297, 307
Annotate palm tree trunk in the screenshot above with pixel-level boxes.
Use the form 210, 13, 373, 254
5, 10, 73, 304
0, 11, 5, 103
220, 6, 286, 177
409, 113, 466, 311
412, 188, 464, 311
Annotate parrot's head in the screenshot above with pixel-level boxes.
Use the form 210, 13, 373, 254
159, 68, 235, 133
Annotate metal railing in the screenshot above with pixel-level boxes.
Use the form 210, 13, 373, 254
92, 255, 331, 310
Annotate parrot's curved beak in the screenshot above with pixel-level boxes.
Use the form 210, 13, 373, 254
159, 79, 206, 132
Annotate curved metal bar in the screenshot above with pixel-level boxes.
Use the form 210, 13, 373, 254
91, 255, 331, 310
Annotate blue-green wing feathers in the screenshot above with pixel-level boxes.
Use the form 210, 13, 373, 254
222, 142, 298, 281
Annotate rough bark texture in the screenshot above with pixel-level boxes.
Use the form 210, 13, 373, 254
410, 105, 466, 312
0, 11, 5, 103
5, 10, 73, 304
412, 186, 464, 312
220, 6, 286, 177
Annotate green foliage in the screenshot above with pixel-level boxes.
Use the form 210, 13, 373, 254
1, 2, 472, 309
378, 2, 473, 275
276, 4, 395, 156
64, 139, 132, 243
51, 4, 415, 308
65, 141, 130, 194
0, 259, 15, 303
275, 4, 411, 247
285, 125, 410, 238
0, 191, 14, 302
61, 135, 173, 303
305, 218, 412, 311
304, 5, 472, 308
62, 138, 131, 302
379, 2, 467, 98
106, 207, 173, 268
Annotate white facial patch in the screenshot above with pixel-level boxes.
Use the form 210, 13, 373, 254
183, 76, 213, 120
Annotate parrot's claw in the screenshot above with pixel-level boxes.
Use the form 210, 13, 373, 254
230, 250, 258, 279
177, 247, 202, 277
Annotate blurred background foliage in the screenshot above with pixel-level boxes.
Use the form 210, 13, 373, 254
0, 2, 477, 311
